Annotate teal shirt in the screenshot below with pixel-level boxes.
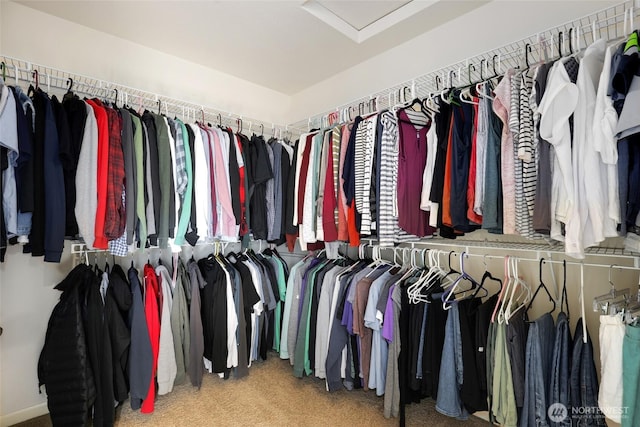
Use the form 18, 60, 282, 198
310, 132, 324, 231
293, 260, 328, 377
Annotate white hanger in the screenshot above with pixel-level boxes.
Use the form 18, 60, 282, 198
504, 257, 532, 323
496, 256, 514, 324
580, 262, 587, 343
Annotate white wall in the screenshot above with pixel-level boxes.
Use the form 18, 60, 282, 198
0, 1, 291, 125
288, 0, 619, 123
0, 247, 73, 426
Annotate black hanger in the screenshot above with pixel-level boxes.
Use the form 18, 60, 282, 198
525, 258, 556, 315
568, 28, 574, 55
474, 270, 502, 299
468, 63, 476, 85
525, 43, 533, 68
157, 99, 161, 114
113, 88, 119, 107
491, 54, 499, 77
557, 31, 564, 58
237, 118, 243, 133
442, 251, 460, 284
218, 113, 222, 127
559, 260, 569, 318
1, 62, 6, 81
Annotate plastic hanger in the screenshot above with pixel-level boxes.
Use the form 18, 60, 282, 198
409, 250, 445, 303
504, 257, 532, 323
524, 258, 557, 316
493, 256, 513, 324
441, 251, 461, 289
442, 253, 480, 310
559, 260, 570, 317
471, 255, 500, 299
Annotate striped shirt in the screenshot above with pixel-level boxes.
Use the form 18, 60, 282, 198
377, 111, 416, 246
510, 72, 527, 237
359, 116, 377, 235
353, 120, 367, 216
332, 127, 341, 227
519, 70, 537, 218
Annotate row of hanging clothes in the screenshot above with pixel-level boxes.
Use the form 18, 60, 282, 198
594, 267, 640, 427
289, 25, 640, 260
279, 244, 639, 426
37, 244, 290, 427
0, 66, 295, 263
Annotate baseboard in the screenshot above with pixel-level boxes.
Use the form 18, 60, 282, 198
1, 403, 48, 427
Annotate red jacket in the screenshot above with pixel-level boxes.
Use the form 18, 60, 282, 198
142, 264, 161, 413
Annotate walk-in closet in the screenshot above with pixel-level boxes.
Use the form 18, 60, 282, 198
2, 1, 640, 426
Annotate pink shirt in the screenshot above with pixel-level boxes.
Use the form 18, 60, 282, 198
209, 129, 236, 238
493, 70, 516, 235
337, 124, 352, 241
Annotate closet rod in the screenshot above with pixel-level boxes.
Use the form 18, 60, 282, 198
290, 1, 637, 133
461, 252, 640, 273
355, 242, 640, 272
358, 237, 640, 262
0, 55, 290, 138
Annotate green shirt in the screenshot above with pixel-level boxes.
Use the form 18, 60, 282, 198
130, 114, 147, 247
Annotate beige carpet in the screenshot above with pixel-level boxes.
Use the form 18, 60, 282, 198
15, 355, 489, 426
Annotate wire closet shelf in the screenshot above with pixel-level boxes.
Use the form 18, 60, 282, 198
288, 1, 640, 134
0, 56, 292, 140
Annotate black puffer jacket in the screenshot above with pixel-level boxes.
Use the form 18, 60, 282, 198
38, 264, 96, 426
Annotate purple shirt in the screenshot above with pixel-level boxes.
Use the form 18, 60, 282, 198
382, 284, 396, 341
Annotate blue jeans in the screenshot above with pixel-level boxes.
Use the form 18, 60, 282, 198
571, 318, 606, 426
549, 312, 571, 427
521, 313, 555, 427
435, 303, 468, 420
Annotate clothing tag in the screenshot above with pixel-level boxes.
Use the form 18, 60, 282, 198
478, 347, 484, 353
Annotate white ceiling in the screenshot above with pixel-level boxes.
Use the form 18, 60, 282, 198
14, 0, 487, 95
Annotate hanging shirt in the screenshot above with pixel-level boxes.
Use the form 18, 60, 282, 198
592, 42, 622, 232
189, 124, 211, 242
493, 69, 517, 235
86, 99, 110, 249
538, 60, 579, 244
0, 82, 18, 238
75, 103, 99, 249
103, 105, 125, 241
568, 39, 611, 258
397, 108, 434, 237
474, 92, 489, 217
174, 120, 194, 247
337, 124, 351, 241
155, 265, 177, 395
